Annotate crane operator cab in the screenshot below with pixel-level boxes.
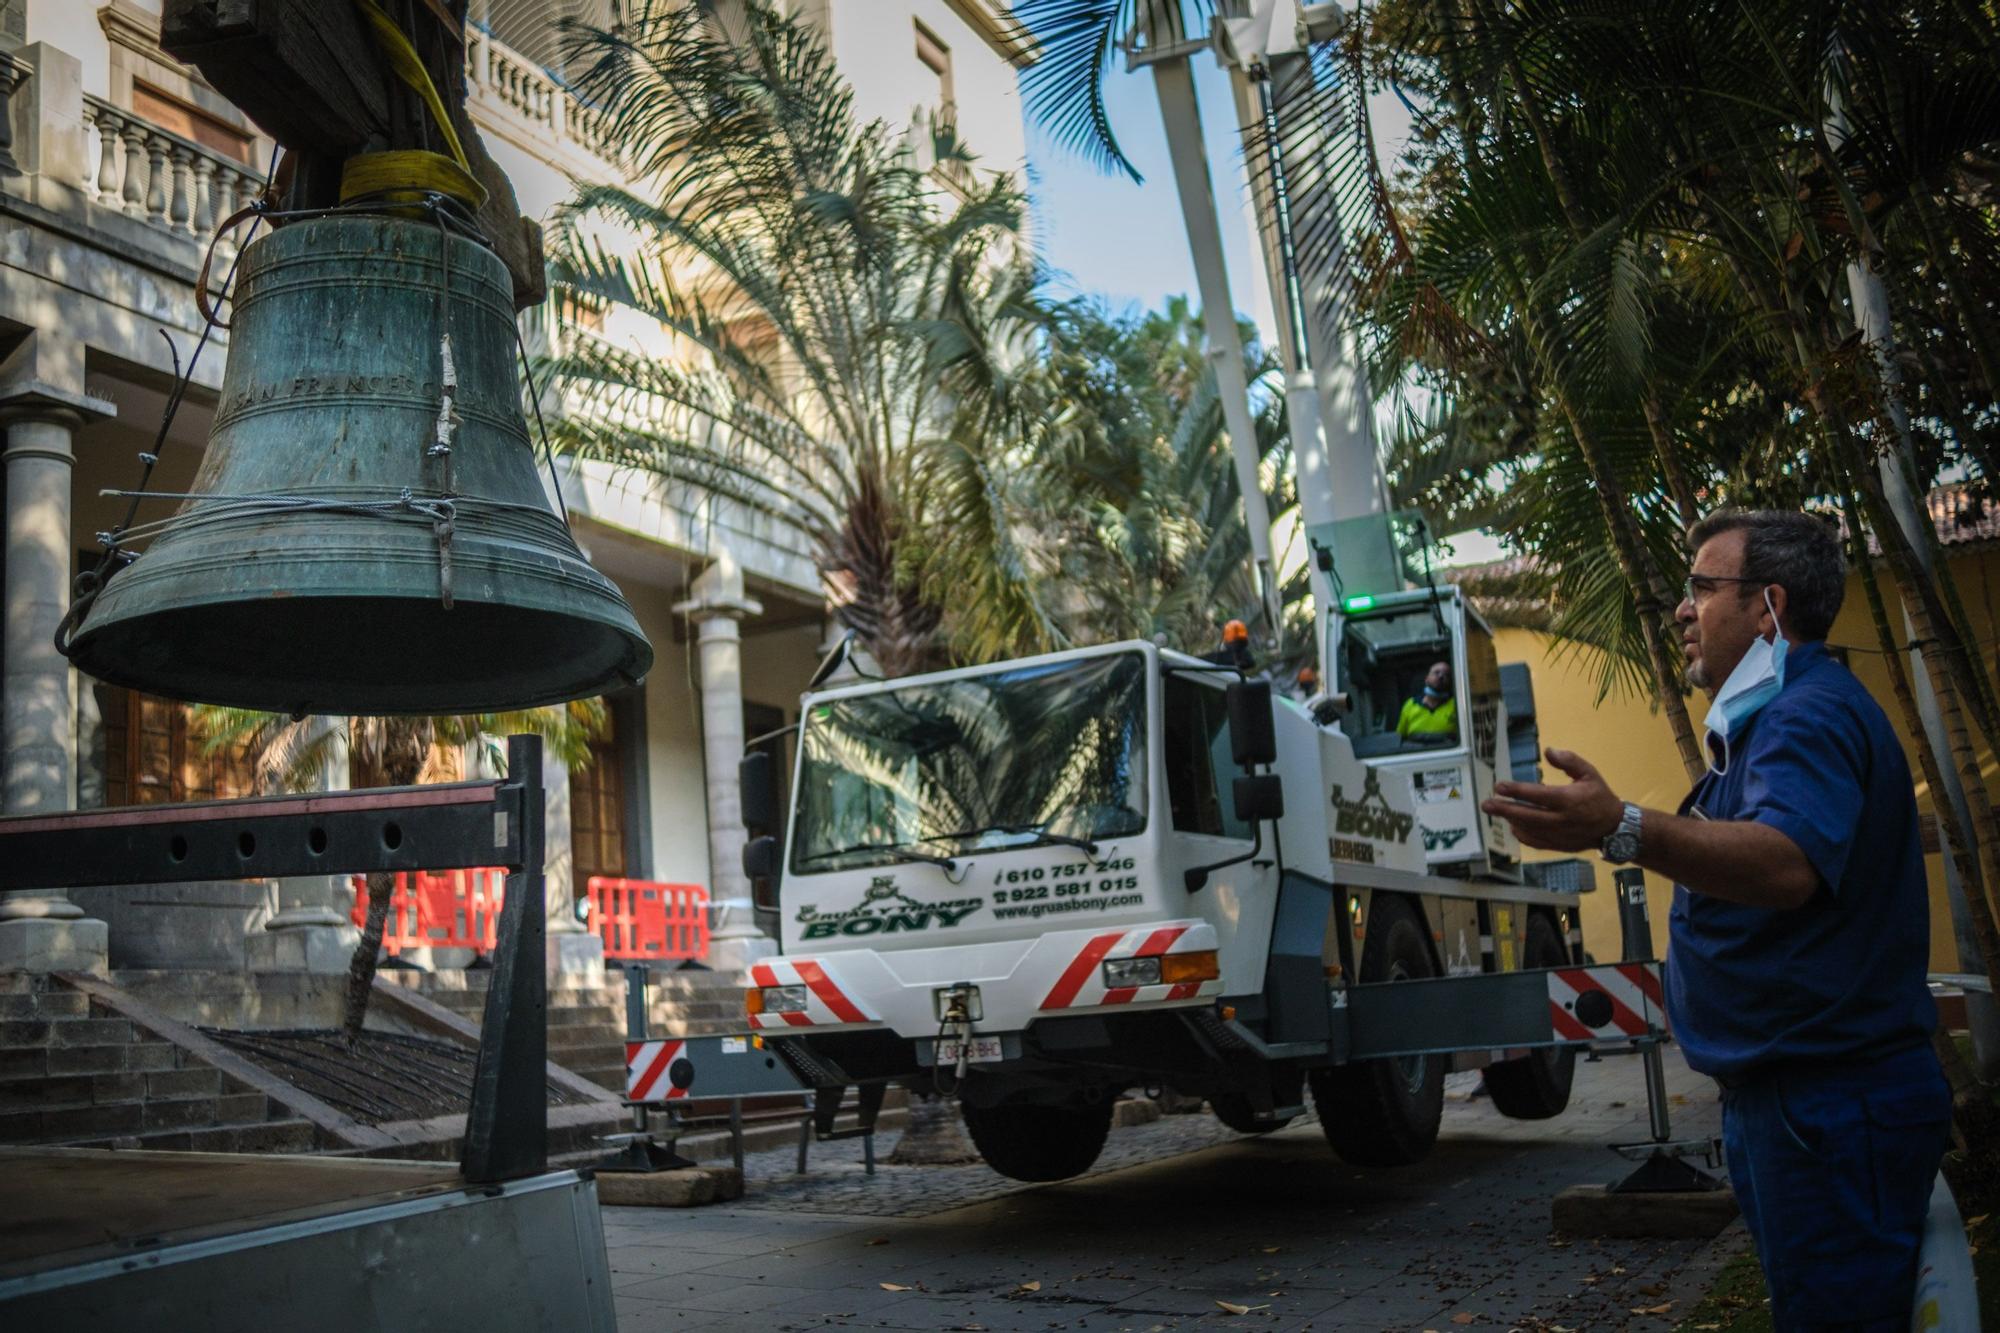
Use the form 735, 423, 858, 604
1328, 586, 1521, 878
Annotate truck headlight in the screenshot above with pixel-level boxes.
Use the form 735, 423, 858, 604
746, 984, 809, 1016
1101, 950, 1221, 989
1102, 956, 1161, 988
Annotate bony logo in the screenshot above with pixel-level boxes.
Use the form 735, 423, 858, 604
795, 876, 985, 939
1331, 769, 1415, 844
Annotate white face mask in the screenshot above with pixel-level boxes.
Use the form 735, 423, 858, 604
1703, 587, 1788, 776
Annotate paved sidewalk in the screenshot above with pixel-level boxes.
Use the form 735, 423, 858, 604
603, 1046, 1728, 1332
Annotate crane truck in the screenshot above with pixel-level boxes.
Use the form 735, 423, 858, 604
684, 2, 1668, 1184
726, 576, 1657, 1183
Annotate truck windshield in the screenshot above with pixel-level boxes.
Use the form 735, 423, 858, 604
791, 653, 1149, 874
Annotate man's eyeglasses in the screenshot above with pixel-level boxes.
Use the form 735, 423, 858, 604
1682, 574, 1765, 605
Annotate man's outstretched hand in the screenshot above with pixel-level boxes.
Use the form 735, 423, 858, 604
1481, 748, 1625, 853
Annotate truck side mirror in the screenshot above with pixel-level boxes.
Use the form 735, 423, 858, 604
1226, 678, 1277, 767
1234, 773, 1284, 823
739, 751, 778, 833
742, 835, 778, 881
751, 858, 781, 914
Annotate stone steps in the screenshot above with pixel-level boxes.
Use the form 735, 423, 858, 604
0, 977, 294, 1151
573, 1064, 628, 1094
545, 1022, 625, 1050
69, 1117, 321, 1155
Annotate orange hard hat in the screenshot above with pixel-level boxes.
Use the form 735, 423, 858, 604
1222, 619, 1249, 644
1298, 665, 1319, 687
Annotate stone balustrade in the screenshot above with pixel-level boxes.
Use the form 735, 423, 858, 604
79, 95, 266, 266
467, 26, 621, 172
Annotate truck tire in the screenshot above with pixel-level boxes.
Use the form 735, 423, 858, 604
1481, 912, 1576, 1120
1209, 1093, 1294, 1135
1308, 895, 1444, 1167
962, 1095, 1114, 1182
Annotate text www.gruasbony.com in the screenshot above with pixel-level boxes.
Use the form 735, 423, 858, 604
993, 894, 1145, 921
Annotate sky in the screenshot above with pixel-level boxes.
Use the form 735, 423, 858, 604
1024, 57, 1280, 347
1017, 64, 1514, 565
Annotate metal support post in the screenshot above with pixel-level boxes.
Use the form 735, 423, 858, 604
1602, 876, 1723, 1192
461, 736, 549, 1184
623, 961, 651, 1042
1641, 1038, 1673, 1144
1613, 868, 1651, 963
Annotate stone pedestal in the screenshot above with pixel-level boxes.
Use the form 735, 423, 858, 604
0, 916, 109, 973
245, 918, 358, 975
542, 744, 604, 978
249, 717, 359, 973
675, 555, 773, 976
0, 377, 112, 973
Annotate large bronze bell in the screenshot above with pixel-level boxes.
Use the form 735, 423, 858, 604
65, 214, 653, 715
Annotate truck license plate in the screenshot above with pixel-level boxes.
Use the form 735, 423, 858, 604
934, 1037, 1004, 1066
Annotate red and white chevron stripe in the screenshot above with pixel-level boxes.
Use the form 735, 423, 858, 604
1038, 922, 1221, 1011
747, 957, 879, 1030
1547, 963, 1665, 1041
625, 1039, 690, 1103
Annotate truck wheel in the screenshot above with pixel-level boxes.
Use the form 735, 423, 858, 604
1481, 912, 1576, 1120
1308, 896, 1444, 1166
1209, 1093, 1294, 1135
961, 1095, 1114, 1182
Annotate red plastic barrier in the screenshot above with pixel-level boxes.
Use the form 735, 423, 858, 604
587, 877, 709, 962
350, 867, 506, 955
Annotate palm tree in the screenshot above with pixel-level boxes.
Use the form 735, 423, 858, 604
547, 0, 1060, 679
195, 703, 606, 1038
1355, 0, 2000, 1056
1022, 297, 1314, 661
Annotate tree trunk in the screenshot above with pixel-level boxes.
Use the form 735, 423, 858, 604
1842, 488, 2000, 983
1642, 388, 1701, 531
886, 1092, 981, 1165
343, 871, 397, 1041
823, 465, 946, 679
339, 719, 433, 1040
1816, 391, 2000, 997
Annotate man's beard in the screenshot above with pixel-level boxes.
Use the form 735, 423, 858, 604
1686, 657, 1710, 691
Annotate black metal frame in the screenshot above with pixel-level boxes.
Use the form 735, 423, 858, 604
0, 733, 550, 1185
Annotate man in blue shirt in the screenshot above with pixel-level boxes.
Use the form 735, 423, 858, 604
1480, 510, 1948, 1331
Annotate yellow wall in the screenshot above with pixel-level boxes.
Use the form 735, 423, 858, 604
1493, 543, 2000, 972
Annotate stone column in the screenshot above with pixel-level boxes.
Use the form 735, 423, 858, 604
248, 716, 360, 973
675, 554, 771, 975
0, 381, 112, 972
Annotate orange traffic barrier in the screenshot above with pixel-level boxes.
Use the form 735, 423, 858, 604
587, 877, 709, 962
350, 867, 506, 955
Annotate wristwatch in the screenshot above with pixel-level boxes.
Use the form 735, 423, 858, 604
1601, 802, 1644, 864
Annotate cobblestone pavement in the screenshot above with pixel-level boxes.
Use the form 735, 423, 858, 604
603, 1046, 1733, 1333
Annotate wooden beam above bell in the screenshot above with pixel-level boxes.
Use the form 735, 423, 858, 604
160, 0, 389, 156
160, 0, 546, 311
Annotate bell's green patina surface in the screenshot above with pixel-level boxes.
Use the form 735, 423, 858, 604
68, 214, 652, 715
